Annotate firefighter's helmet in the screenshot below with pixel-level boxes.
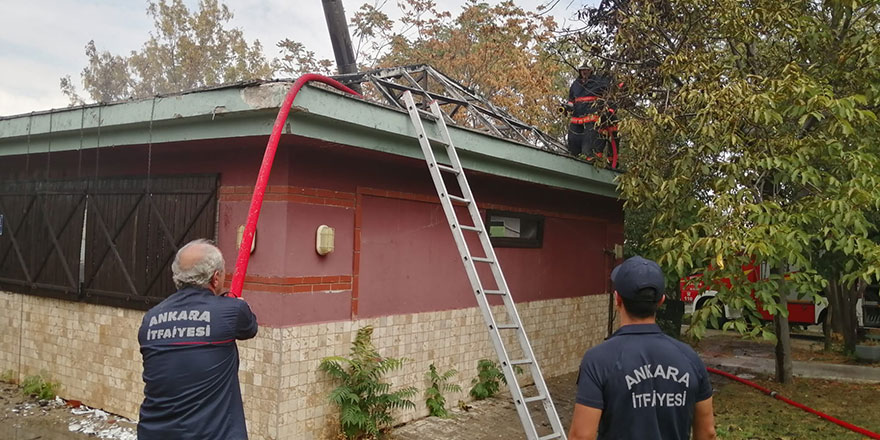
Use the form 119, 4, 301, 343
577, 61, 593, 71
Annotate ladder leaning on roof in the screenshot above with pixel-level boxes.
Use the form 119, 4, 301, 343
402, 90, 567, 440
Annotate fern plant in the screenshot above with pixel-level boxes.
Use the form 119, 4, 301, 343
469, 359, 522, 400
425, 363, 462, 418
320, 326, 417, 439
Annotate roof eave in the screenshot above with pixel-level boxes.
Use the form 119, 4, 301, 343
0, 82, 619, 198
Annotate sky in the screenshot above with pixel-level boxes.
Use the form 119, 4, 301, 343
0, 0, 588, 117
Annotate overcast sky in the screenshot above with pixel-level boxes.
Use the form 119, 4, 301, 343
0, 0, 589, 117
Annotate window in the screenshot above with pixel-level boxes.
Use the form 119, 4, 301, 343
486, 210, 544, 248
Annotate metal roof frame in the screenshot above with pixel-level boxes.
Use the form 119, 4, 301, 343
332, 64, 567, 154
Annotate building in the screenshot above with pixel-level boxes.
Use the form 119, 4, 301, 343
0, 77, 622, 439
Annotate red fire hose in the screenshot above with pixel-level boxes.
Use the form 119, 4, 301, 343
707, 366, 880, 439
229, 74, 361, 298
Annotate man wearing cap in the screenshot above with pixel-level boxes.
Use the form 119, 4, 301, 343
568, 256, 717, 440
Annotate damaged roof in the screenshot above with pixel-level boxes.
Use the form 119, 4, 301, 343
0, 77, 618, 198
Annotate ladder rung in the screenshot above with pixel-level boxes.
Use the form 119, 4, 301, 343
538, 434, 563, 440
459, 224, 482, 233
509, 359, 533, 366
446, 194, 470, 204
523, 394, 546, 404
435, 164, 460, 175
496, 324, 520, 330
471, 257, 495, 264
483, 290, 506, 295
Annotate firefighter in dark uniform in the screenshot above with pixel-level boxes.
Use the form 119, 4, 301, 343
566, 62, 608, 158
138, 239, 258, 440
564, 62, 621, 167
569, 256, 717, 440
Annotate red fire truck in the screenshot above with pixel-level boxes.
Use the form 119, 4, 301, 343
679, 262, 835, 327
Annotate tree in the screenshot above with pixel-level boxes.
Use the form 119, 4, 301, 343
61, 0, 273, 103
274, 39, 335, 77
579, 0, 880, 381
351, 0, 570, 136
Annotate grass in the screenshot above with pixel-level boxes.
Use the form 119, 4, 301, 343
20, 374, 59, 400
713, 375, 880, 439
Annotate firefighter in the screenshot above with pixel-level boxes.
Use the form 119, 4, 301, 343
566, 62, 606, 158
569, 256, 717, 440
564, 62, 620, 167
137, 239, 258, 439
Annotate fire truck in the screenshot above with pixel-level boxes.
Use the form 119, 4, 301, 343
679, 262, 835, 328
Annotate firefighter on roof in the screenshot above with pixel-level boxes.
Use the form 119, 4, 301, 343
564, 61, 620, 167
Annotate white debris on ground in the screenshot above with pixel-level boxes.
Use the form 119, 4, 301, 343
65, 399, 137, 440
11, 397, 61, 416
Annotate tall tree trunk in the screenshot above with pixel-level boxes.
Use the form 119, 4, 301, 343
843, 280, 865, 353
825, 278, 863, 353
774, 267, 793, 383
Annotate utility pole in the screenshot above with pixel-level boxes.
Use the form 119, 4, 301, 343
321, 0, 359, 75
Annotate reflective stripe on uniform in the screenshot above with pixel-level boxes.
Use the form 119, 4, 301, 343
571, 114, 600, 124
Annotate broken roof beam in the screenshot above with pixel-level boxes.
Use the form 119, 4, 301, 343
368, 77, 405, 109
374, 78, 469, 107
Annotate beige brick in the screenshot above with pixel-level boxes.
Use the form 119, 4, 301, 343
1, 290, 609, 439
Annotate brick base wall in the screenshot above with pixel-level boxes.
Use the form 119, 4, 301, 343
0, 291, 610, 439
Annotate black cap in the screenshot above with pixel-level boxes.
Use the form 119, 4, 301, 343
611, 256, 665, 301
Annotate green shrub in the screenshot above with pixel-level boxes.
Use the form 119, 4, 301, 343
21, 374, 59, 400
469, 359, 521, 400
320, 326, 417, 439
425, 364, 462, 418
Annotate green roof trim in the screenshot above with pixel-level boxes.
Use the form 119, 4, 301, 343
0, 81, 619, 198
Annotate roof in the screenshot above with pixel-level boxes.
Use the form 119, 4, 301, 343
333, 64, 567, 153
0, 79, 618, 198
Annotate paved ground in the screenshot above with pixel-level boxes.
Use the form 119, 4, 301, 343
393, 372, 579, 440
394, 331, 880, 439
704, 355, 880, 383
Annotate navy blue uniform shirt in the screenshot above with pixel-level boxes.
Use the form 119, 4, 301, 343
138, 287, 258, 440
568, 76, 611, 117
576, 324, 712, 440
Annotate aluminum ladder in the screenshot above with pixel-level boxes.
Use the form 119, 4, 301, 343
402, 91, 566, 440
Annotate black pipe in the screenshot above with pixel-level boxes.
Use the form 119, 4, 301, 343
321, 0, 359, 76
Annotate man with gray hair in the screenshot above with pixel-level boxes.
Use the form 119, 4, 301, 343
137, 239, 258, 439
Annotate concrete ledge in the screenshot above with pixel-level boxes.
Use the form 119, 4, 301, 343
704, 355, 880, 383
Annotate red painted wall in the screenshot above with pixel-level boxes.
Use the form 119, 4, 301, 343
0, 135, 623, 326
357, 195, 609, 318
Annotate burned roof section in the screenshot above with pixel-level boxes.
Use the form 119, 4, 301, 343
333, 64, 567, 154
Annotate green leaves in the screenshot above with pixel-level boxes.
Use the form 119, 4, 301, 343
320, 326, 416, 439
424, 363, 462, 418
606, 0, 880, 341
468, 359, 520, 400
